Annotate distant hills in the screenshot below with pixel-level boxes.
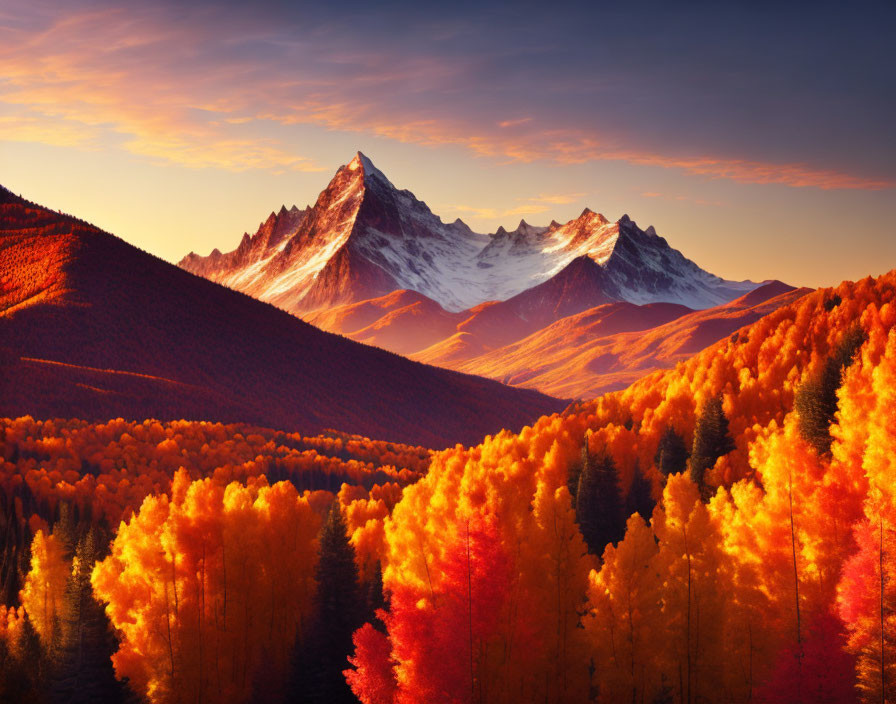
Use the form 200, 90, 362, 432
0, 185, 563, 447
181, 152, 763, 315
182, 153, 796, 399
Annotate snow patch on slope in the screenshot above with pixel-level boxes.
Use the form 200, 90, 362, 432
181, 152, 762, 314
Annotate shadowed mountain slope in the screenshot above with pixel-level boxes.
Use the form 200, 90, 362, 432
0, 186, 564, 447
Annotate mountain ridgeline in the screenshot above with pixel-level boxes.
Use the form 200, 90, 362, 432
0, 185, 563, 447
180, 152, 763, 315
181, 153, 793, 399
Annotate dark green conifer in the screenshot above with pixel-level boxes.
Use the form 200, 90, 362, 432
576, 450, 624, 556
690, 395, 736, 496
795, 323, 866, 455
289, 502, 365, 704
0, 625, 40, 704
625, 461, 655, 522
654, 425, 689, 478
567, 434, 590, 502
51, 526, 125, 704
17, 614, 47, 701
366, 560, 387, 627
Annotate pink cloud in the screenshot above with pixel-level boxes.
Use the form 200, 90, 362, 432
0, 4, 891, 191
498, 117, 533, 128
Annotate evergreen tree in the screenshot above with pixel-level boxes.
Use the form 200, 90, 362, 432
0, 492, 22, 606
0, 630, 42, 704
290, 502, 365, 704
795, 323, 865, 455
689, 395, 736, 496
576, 450, 624, 556
654, 425, 689, 478
50, 502, 78, 560
366, 560, 388, 628
17, 614, 47, 702
625, 461, 655, 522
567, 433, 590, 502
51, 526, 126, 704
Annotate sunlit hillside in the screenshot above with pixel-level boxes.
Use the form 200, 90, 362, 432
436, 281, 809, 399
3, 268, 895, 703
345, 269, 896, 703
0, 186, 563, 449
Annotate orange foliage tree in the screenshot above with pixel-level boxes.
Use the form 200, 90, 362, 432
837, 324, 896, 703
347, 271, 896, 702
91, 470, 321, 704
19, 529, 69, 650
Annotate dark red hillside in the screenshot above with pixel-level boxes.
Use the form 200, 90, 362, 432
0, 186, 564, 447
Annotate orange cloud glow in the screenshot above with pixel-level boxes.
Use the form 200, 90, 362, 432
1, 6, 891, 191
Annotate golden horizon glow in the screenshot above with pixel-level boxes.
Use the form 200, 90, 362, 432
2, 1, 894, 290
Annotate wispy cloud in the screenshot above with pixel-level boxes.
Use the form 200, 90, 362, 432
0, 7, 328, 172
517, 192, 586, 205
441, 203, 551, 221
640, 191, 726, 207
498, 117, 532, 128
441, 191, 587, 223
0, 3, 892, 191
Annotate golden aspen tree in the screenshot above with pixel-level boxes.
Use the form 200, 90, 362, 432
20, 530, 69, 650
652, 474, 729, 704
585, 513, 662, 703
91, 471, 320, 704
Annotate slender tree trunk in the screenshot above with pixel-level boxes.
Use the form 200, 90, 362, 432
684, 527, 692, 704
242, 583, 250, 688
198, 545, 205, 704
163, 582, 176, 684
678, 661, 684, 704
417, 532, 435, 602
43, 581, 49, 646
213, 599, 222, 699
788, 470, 802, 702
552, 507, 569, 698
880, 515, 885, 704
171, 549, 179, 617
467, 520, 475, 704
747, 618, 753, 703
221, 541, 227, 629
693, 588, 701, 704
628, 598, 636, 704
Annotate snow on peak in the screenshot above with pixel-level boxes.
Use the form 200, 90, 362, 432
347, 151, 389, 184
182, 152, 762, 314
347, 152, 364, 171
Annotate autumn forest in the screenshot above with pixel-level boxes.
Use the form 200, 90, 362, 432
3, 208, 896, 704
2, 5, 895, 696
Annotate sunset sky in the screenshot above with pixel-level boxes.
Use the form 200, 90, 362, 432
2, 0, 894, 288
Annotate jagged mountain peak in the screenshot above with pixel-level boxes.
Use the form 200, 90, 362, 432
515, 219, 548, 237
579, 209, 610, 225
348, 150, 372, 170
181, 153, 763, 314
490, 219, 548, 241
346, 151, 392, 187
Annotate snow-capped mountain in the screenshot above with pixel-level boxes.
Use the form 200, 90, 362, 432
180, 152, 761, 315
1, 182, 562, 447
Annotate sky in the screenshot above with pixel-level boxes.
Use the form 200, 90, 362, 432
1, 0, 894, 288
